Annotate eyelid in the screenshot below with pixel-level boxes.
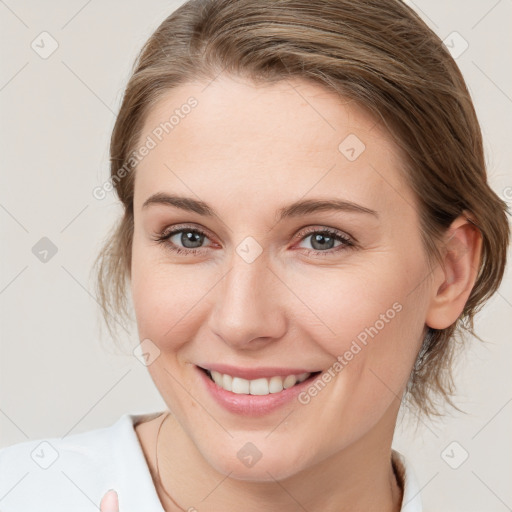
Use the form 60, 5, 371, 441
150, 223, 217, 257
160, 223, 214, 241
159, 223, 354, 242
293, 225, 355, 244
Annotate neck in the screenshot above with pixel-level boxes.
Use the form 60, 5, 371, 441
154, 406, 403, 512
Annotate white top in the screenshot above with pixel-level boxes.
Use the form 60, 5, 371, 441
0, 411, 423, 511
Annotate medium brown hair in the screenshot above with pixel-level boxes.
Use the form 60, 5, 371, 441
94, 0, 510, 416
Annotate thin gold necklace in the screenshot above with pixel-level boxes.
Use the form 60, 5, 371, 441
155, 411, 188, 512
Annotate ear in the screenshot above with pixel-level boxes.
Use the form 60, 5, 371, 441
425, 212, 483, 330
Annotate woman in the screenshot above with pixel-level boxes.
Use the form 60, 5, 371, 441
1, 0, 509, 511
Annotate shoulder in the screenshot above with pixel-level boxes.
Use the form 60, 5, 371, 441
0, 411, 166, 512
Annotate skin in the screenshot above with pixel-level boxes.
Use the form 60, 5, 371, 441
99, 75, 481, 512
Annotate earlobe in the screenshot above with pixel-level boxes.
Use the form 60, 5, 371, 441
425, 213, 483, 330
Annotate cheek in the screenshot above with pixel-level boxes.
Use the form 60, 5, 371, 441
284, 265, 427, 448
130, 241, 217, 344
285, 255, 428, 407
287, 256, 426, 350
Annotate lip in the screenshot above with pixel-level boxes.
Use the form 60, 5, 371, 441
195, 365, 322, 416
197, 363, 318, 380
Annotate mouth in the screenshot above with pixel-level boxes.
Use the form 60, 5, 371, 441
198, 366, 322, 396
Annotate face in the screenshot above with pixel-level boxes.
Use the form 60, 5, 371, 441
130, 75, 432, 481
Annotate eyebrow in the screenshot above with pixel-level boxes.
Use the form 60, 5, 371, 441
142, 192, 379, 220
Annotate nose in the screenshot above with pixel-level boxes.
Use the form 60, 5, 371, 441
207, 251, 288, 351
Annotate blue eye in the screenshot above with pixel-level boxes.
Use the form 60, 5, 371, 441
153, 226, 210, 255
152, 225, 354, 257
296, 228, 354, 256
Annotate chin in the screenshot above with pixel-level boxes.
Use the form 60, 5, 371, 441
200, 440, 314, 482
212, 457, 301, 482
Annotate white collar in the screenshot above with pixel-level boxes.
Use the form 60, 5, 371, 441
393, 449, 423, 511
0, 411, 422, 510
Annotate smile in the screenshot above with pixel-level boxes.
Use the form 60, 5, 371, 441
206, 369, 312, 395
195, 364, 323, 415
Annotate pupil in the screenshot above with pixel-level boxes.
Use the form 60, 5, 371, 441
311, 233, 334, 250
182, 231, 204, 249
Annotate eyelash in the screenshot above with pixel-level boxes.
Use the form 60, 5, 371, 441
151, 224, 355, 258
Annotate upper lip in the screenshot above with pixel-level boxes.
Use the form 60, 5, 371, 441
198, 364, 321, 380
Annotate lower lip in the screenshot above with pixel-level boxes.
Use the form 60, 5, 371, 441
196, 366, 320, 416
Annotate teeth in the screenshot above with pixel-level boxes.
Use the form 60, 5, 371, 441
268, 376, 284, 393
222, 373, 233, 392
283, 375, 297, 389
211, 370, 223, 386
207, 370, 312, 395
232, 377, 250, 394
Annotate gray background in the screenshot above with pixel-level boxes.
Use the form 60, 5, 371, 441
1, 1, 511, 510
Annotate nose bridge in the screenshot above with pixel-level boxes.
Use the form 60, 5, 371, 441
209, 247, 286, 347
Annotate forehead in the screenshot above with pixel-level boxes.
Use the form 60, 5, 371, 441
133, 75, 415, 217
